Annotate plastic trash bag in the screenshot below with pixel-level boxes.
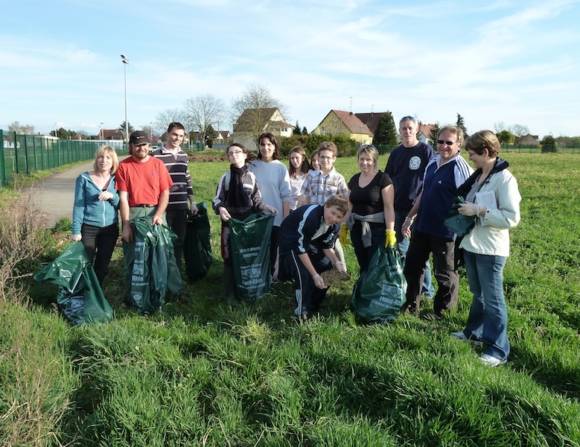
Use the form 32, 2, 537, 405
184, 202, 212, 282
34, 242, 113, 325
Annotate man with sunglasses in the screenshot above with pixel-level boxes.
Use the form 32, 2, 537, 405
401, 125, 472, 320
385, 116, 434, 297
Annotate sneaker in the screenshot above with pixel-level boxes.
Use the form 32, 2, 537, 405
479, 354, 506, 367
451, 331, 468, 341
421, 311, 443, 321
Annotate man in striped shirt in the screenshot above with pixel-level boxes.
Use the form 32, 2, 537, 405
153, 122, 196, 269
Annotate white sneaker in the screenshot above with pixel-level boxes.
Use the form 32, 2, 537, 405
479, 354, 506, 367
451, 331, 468, 341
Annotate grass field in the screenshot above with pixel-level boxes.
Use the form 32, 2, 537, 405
1, 153, 579, 446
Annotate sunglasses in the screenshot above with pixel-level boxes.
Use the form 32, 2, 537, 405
437, 139, 456, 146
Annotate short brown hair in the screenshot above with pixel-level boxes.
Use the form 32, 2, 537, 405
93, 145, 119, 174
318, 141, 337, 157
324, 195, 349, 214
438, 125, 465, 146
357, 144, 379, 167
465, 130, 500, 158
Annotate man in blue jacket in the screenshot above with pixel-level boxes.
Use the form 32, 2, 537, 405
278, 195, 348, 321
402, 125, 472, 319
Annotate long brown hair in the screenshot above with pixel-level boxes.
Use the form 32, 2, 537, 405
288, 146, 310, 176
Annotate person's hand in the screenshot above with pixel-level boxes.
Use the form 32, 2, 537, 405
264, 205, 277, 215
402, 216, 414, 238
188, 197, 198, 215
334, 261, 347, 274
98, 191, 113, 201
122, 225, 133, 243
71, 234, 82, 242
312, 273, 326, 289
152, 214, 164, 225
338, 224, 349, 246
385, 229, 397, 248
458, 202, 484, 217
219, 207, 231, 222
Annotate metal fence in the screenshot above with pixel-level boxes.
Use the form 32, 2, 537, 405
0, 130, 127, 187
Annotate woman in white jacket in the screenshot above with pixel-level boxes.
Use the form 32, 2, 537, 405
452, 130, 521, 367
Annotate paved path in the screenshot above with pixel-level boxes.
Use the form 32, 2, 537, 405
29, 161, 94, 229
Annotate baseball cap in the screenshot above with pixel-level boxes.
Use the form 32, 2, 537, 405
129, 130, 149, 145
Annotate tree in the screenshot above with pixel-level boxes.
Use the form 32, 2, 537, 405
456, 113, 468, 138
430, 123, 440, 146
205, 124, 217, 148
293, 121, 302, 135
497, 130, 516, 145
154, 108, 185, 134
372, 112, 398, 148
118, 121, 134, 141
183, 94, 225, 148
494, 121, 506, 133
302, 126, 308, 135
231, 84, 285, 136
8, 121, 34, 135
510, 124, 530, 137
540, 135, 557, 153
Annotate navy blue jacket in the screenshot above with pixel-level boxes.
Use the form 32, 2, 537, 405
279, 205, 339, 256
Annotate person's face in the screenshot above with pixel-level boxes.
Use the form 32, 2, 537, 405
318, 150, 335, 172
131, 143, 150, 160
228, 146, 247, 168
399, 119, 418, 147
259, 138, 275, 161
324, 205, 346, 225
311, 155, 320, 170
96, 153, 113, 172
166, 128, 185, 148
437, 130, 460, 161
467, 149, 489, 169
358, 153, 375, 174
290, 152, 304, 170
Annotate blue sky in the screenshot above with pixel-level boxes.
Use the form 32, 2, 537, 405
1, 0, 579, 137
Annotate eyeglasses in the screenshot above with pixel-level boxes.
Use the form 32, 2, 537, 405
437, 140, 456, 146
319, 155, 334, 160
228, 150, 244, 155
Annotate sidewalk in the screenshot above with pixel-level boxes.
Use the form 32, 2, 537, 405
29, 161, 94, 229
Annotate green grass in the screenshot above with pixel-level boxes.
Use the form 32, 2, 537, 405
1, 153, 579, 446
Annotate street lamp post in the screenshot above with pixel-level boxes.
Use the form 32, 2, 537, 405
120, 54, 129, 142
99, 122, 104, 140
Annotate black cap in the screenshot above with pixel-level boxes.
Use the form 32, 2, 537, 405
129, 130, 149, 145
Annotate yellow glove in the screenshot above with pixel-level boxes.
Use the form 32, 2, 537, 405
339, 224, 349, 246
385, 229, 397, 248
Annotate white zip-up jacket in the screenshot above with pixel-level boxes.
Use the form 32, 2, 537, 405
459, 162, 521, 257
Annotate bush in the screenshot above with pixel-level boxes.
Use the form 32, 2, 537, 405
541, 135, 557, 153
280, 134, 357, 157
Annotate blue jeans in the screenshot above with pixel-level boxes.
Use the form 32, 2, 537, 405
463, 251, 509, 361
395, 211, 434, 297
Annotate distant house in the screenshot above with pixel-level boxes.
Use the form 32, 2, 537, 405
100, 129, 124, 140
312, 110, 374, 144
516, 134, 540, 147
215, 130, 231, 143
233, 107, 293, 150
418, 123, 436, 143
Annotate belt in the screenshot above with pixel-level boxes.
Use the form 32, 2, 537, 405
132, 204, 156, 208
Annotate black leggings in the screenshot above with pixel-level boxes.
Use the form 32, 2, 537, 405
81, 223, 119, 284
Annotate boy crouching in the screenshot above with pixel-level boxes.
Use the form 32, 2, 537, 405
278, 195, 348, 321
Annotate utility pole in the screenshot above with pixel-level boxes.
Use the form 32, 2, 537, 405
120, 54, 129, 142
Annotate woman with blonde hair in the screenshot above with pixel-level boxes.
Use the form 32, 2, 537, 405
72, 145, 120, 284
452, 130, 521, 367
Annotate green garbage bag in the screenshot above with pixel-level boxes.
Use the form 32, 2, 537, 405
123, 217, 183, 314
34, 242, 113, 325
444, 196, 476, 237
229, 213, 274, 301
352, 246, 406, 323
184, 202, 212, 282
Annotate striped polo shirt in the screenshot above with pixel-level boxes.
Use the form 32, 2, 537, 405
152, 146, 194, 210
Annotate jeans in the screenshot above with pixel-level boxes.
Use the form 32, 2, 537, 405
350, 221, 384, 273
81, 223, 119, 284
463, 251, 509, 361
403, 230, 458, 315
395, 211, 434, 297
166, 209, 188, 270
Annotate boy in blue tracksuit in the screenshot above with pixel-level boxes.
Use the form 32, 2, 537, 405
278, 195, 348, 320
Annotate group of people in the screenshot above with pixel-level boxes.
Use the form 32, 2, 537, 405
72, 117, 521, 367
